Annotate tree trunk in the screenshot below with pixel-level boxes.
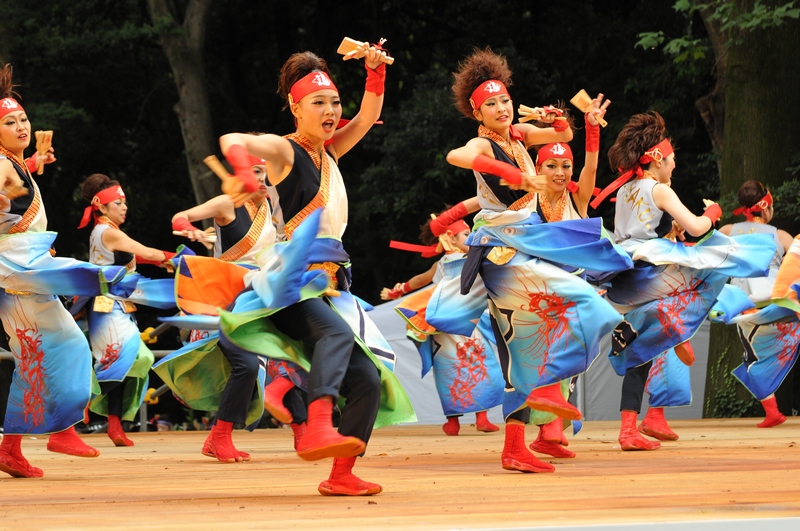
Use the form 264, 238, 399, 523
704, 0, 800, 418
147, 0, 220, 206
695, 5, 727, 179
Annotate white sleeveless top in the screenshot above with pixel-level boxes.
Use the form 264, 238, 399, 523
614, 179, 669, 252
729, 221, 784, 302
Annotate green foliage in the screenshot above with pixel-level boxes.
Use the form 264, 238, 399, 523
704, 346, 759, 418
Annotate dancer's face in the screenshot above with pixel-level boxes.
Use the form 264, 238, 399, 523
651, 153, 676, 187
0, 110, 31, 155
293, 89, 342, 143
252, 165, 269, 199
474, 94, 514, 131
537, 157, 574, 195
100, 197, 128, 226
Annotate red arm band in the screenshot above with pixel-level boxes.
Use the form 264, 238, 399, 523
585, 116, 600, 153
472, 154, 522, 185
172, 218, 201, 233
430, 202, 468, 237
25, 156, 37, 174
702, 203, 722, 224
136, 251, 176, 267
365, 62, 386, 96
552, 118, 569, 133
224, 145, 258, 193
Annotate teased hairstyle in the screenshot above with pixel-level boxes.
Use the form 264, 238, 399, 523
451, 47, 513, 119
277, 51, 333, 108
608, 111, 668, 173
81, 173, 121, 203
0, 63, 20, 101
737, 179, 769, 216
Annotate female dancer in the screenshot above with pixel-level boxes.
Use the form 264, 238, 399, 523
215, 42, 412, 495
597, 112, 774, 450
382, 204, 503, 436
717, 180, 798, 427
0, 64, 133, 477
78, 173, 176, 446
443, 48, 631, 473
171, 157, 309, 452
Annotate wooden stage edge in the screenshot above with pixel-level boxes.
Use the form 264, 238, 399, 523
2, 419, 800, 530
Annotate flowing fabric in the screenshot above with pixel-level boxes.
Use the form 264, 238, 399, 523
645, 349, 692, 408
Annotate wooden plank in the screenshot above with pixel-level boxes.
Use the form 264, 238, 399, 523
1, 419, 799, 529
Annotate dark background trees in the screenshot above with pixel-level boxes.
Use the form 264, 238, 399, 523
0, 0, 798, 417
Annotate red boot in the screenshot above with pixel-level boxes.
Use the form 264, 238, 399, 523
47, 426, 100, 457
318, 457, 382, 496
619, 410, 660, 451
295, 398, 366, 461
501, 423, 555, 473
475, 411, 499, 432
757, 396, 786, 428
442, 417, 460, 436
205, 420, 249, 463
263, 377, 295, 425
0, 435, 44, 478
290, 422, 306, 451
674, 341, 695, 366
526, 384, 582, 420
107, 414, 134, 447
530, 418, 576, 458
638, 407, 679, 441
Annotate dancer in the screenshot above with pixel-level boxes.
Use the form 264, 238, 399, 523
596, 111, 775, 450
383, 204, 503, 436
77, 173, 177, 447
442, 48, 632, 473
171, 156, 309, 453
206, 41, 415, 495
717, 180, 798, 427
0, 64, 134, 477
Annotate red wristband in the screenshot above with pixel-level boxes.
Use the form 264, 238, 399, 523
136, 250, 176, 267
431, 202, 468, 237
585, 116, 600, 153
25, 156, 37, 174
224, 145, 258, 193
172, 218, 200, 233
365, 62, 386, 96
552, 118, 569, 133
472, 154, 522, 185
702, 203, 722, 224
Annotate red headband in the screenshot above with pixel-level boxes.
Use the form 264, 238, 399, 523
447, 219, 470, 235
733, 191, 773, 221
536, 143, 573, 166
249, 155, 265, 166
289, 71, 338, 105
470, 80, 509, 110
77, 186, 126, 229
639, 138, 674, 165
0, 97, 24, 119
590, 138, 674, 210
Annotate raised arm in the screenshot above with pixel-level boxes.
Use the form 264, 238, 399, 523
573, 93, 610, 216
219, 132, 293, 187
328, 44, 387, 158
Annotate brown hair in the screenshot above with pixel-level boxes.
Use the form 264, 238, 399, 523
276, 51, 333, 108
608, 111, 669, 173
737, 180, 769, 216
0, 63, 20, 100
451, 48, 513, 119
81, 173, 120, 203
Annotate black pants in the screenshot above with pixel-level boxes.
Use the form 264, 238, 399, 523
269, 297, 381, 444
216, 334, 260, 424
99, 379, 129, 418
620, 360, 653, 413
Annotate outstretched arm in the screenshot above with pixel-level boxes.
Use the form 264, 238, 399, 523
380, 262, 437, 300
574, 93, 610, 216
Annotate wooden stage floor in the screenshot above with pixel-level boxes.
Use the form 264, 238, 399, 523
1, 419, 800, 530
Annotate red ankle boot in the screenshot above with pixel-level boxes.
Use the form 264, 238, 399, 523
296, 398, 366, 461
107, 414, 134, 447
526, 384, 582, 420
290, 422, 306, 451
206, 420, 249, 463
529, 419, 575, 458
757, 396, 786, 428
47, 426, 100, 457
263, 377, 295, 425
638, 407, 678, 440
318, 457, 382, 496
442, 417, 460, 436
501, 423, 555, 473
475, 411, 499, 432
619, 410, 660, 451
674, 341, 695, 366
0, 434, 44, 478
